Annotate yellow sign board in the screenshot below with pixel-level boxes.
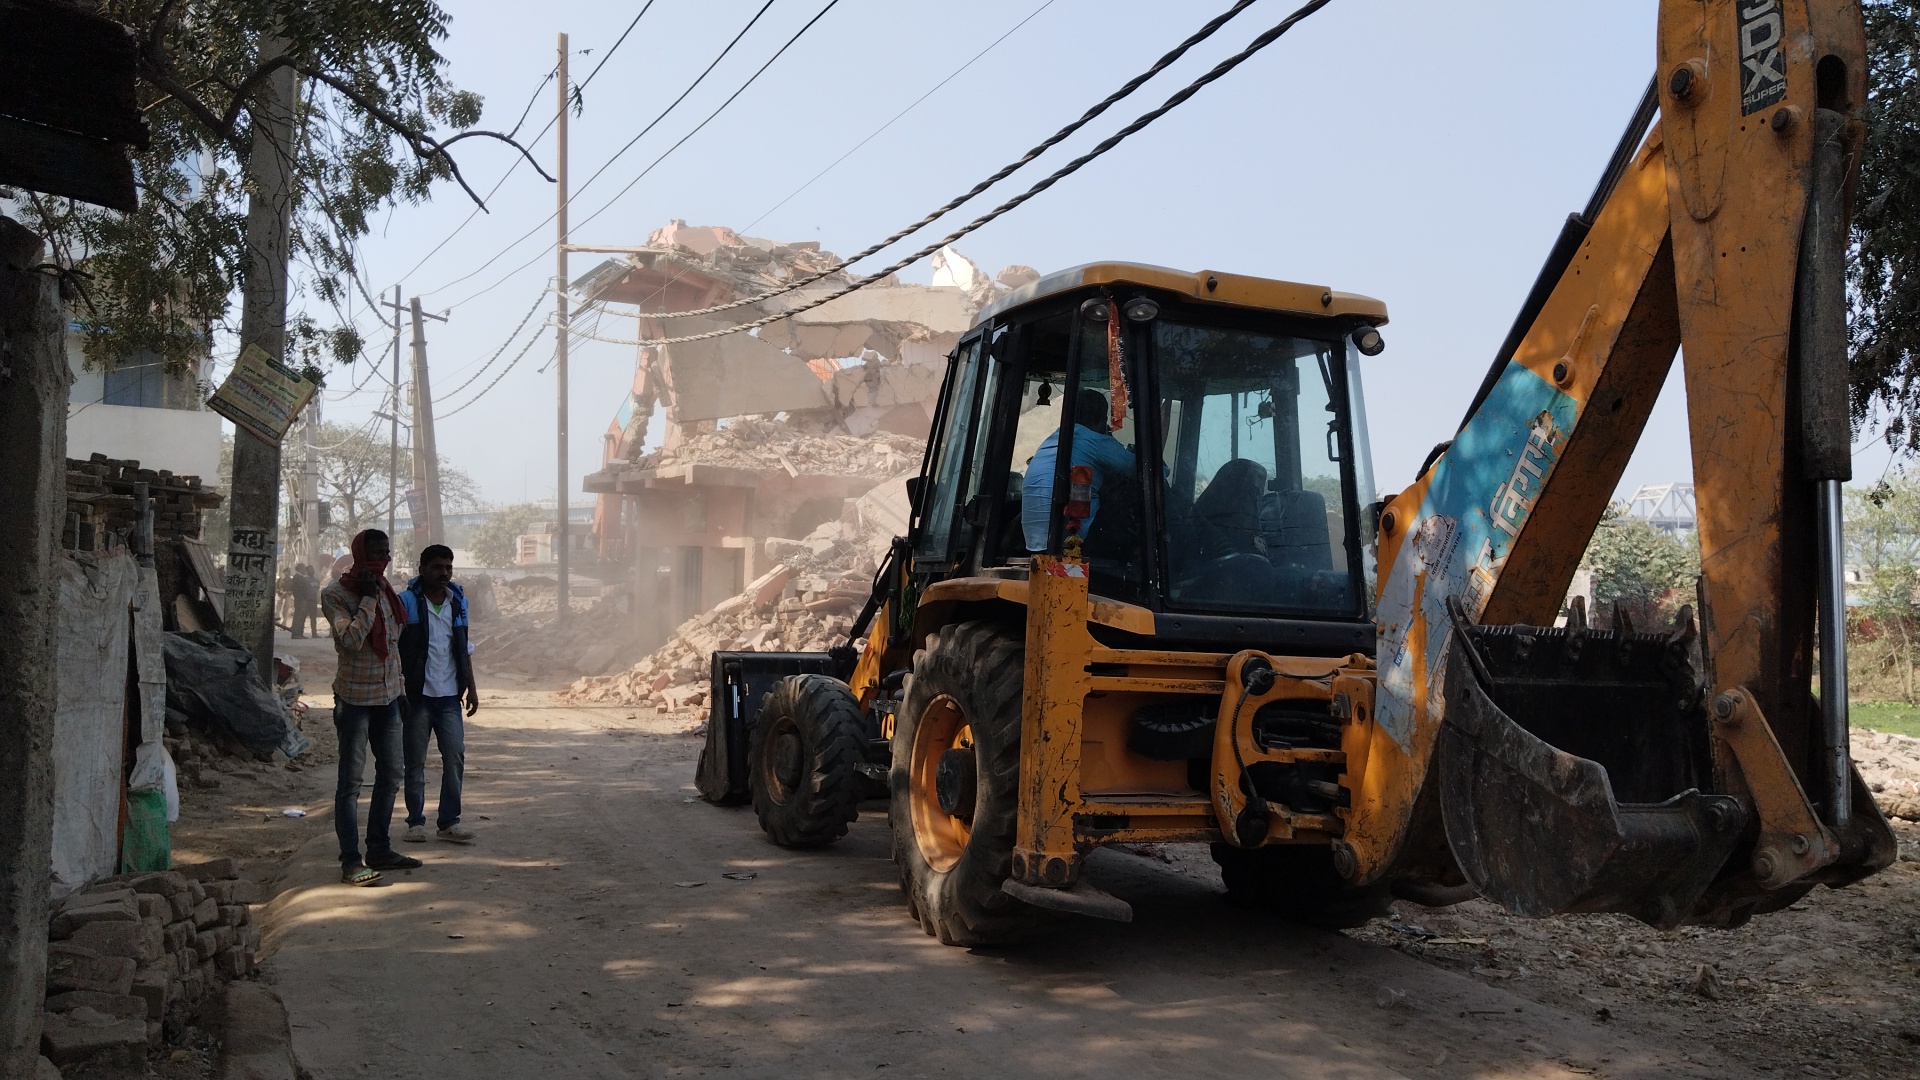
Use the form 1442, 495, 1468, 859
206, 344, 317, 444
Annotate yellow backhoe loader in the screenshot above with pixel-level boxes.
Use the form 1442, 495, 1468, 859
696, 0, 1896, 944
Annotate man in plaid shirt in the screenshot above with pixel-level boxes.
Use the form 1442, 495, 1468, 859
322, 529, 424, 885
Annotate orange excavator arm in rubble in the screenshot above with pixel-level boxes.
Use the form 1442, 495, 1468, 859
1351, 0, 1894, 927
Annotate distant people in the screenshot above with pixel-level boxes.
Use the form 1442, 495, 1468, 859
289, 563, 320, 639
398, 544, 478, 845
321, 529, 422, 886
1021, 388, 1137, 551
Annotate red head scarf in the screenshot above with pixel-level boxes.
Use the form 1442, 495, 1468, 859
341, 531, 407, 659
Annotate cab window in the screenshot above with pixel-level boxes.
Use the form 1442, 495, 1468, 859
1156, 321, 1358, 616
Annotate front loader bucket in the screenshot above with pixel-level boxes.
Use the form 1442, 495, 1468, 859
1437, 610, 1747, 928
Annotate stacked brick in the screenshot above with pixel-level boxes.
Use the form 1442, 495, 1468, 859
38, 858, 259, 1067
63, 452, 223, 552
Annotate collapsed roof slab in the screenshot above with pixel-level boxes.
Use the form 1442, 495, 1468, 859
757, 284, 975, 361
662, 317, 830, 423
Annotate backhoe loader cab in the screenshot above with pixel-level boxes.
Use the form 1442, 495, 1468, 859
910, 263, 1388, 635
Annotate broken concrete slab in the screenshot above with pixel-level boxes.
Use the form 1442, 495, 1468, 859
43, 991, 147, 1020
39, 1006, 147, 1064
49, 895, 140, 938
45, 943, 134, 996
214, 982, 296, 1080
656, 318, 829, 424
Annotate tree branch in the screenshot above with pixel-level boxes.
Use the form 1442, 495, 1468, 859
439, 130, 559, 183
132, 34, 551, 214
291, 64, 552, 210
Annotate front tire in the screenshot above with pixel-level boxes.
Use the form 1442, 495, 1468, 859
890, 621, 1054, 946
748, 675, 865, 847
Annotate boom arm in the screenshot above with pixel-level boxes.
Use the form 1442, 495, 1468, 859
1350, 0, 1892, 925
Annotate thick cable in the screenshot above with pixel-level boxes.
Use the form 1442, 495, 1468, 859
593, 0, 1336, 347
605, 0, 1262, 324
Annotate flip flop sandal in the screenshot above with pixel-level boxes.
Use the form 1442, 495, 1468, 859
342, 865, 382, 886
366, 852, 423, 871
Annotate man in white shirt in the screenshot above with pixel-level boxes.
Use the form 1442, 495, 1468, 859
397, 545, 479, 844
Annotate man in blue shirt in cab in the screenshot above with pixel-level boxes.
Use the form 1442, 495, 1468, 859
1021, 387, 1137, 552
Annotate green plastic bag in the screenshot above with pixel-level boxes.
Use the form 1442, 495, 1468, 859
120, 787, 170, 873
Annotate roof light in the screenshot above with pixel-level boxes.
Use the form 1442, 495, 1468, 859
1122, 298, 1159, 322
1352, 326, 1385, 356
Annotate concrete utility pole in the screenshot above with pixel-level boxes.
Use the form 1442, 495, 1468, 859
298, 395, 320, 572
224, 44, 299, 686
555, 31, 571, 623
408, 297, 448, 553
388, 284, 402, 539
0, 216, 68, 1080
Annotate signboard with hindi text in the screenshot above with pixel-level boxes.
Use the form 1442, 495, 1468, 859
206, 344, 317, 444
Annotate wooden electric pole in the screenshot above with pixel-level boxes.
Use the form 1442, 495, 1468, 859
555, 31, 571, 622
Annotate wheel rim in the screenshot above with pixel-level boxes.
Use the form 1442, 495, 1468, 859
910, 694, 975, 873
762, 717, 803, 804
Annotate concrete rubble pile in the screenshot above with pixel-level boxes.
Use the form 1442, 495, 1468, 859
639, 416, 924, 479
471, 583, 648, 682
38, 858, 260, 1067
562, 475, 913, 718
1858, 728, 1920, 822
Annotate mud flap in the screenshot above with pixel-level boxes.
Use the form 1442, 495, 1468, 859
1436, 603, 1747, 928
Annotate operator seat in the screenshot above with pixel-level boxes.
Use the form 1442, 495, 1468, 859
1178, 459, 1284, 604
1261, 488, 1333, 571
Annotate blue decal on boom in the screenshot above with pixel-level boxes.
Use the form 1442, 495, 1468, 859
1373, 362, 1576, 751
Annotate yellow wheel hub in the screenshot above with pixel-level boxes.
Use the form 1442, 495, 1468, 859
909, 694, 975, 873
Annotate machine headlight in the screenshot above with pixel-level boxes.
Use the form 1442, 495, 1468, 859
1352, 326, 1385, 356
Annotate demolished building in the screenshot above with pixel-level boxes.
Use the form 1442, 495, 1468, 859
575, 221, 1035, 651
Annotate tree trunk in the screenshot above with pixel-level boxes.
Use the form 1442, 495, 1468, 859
0, 216, 69, 1077
222, 44, 298, 686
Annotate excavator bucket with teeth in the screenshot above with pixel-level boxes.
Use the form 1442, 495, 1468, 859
1437, 602, 1748, 928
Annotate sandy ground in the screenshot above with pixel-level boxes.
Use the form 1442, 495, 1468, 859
152, 632, 1912, 1080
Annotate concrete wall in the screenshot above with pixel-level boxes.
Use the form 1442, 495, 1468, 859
67, 403, 223, 482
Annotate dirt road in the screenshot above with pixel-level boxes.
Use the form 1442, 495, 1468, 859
228, 683, 1768, 1080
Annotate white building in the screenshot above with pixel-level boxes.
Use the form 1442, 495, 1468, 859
65, 327, 224, 483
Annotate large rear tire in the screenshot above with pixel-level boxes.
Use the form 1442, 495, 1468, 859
748, 675, 866, 848
1209, 842, 1391, 928
890, 621, 1054, 946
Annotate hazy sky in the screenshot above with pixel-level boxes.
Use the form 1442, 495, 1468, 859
276, 0, 1896, 509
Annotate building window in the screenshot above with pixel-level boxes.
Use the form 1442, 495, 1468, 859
103, 356, 166, 407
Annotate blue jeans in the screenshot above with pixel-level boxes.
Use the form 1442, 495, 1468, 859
404, 696, 466, 830
333, 698, 403, 867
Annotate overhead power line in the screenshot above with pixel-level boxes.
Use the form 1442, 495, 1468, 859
433, 287, 551, 402
421, 0, 784, 304
599, 0, 1263, 324
555, 0, 844, 250
593, 0, 1339, 348
436, 327, 554, 419
392, 1, 661, 287
742, 0, 1060, 236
